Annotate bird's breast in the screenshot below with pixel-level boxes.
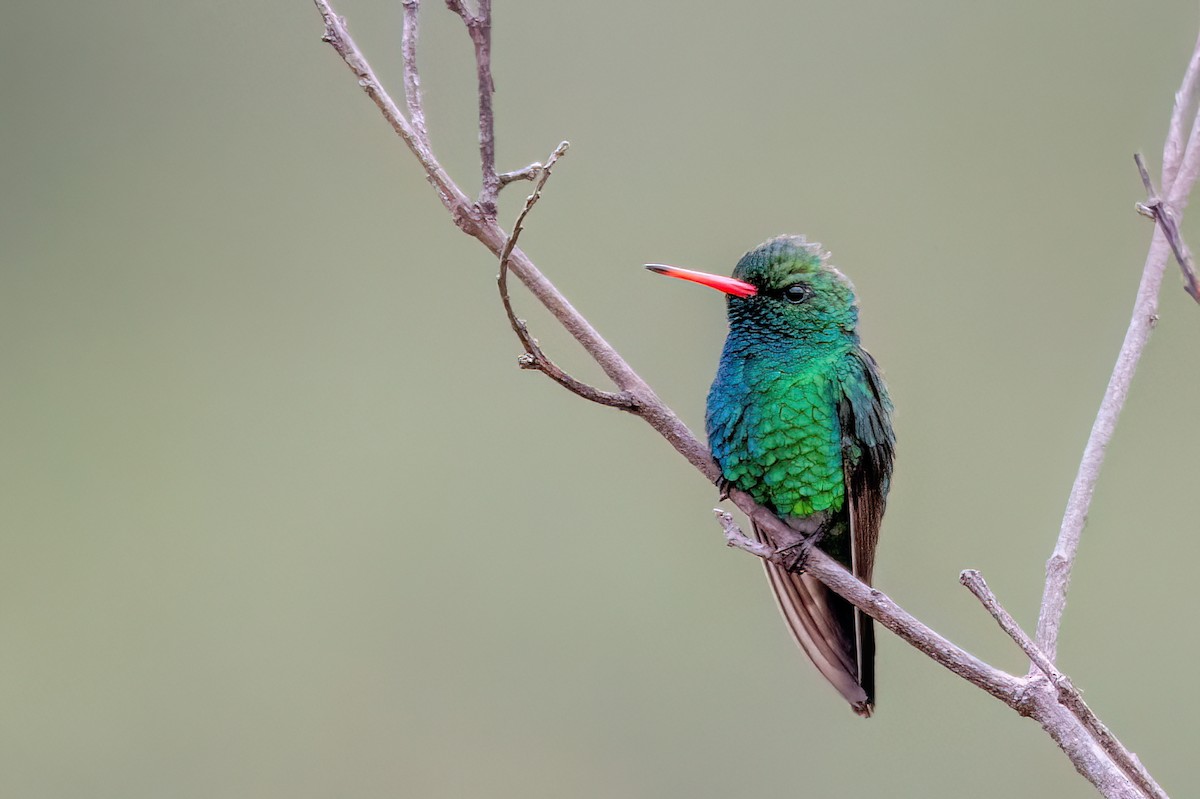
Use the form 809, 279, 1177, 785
706, 355, 845, 519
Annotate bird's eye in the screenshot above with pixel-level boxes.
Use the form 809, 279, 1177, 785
784, 284, 810, 303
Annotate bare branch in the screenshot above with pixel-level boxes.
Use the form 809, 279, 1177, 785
315, 0, 665, 402
1169, 100, 1200, 211
1034, 31, 1200, 664
962, 571, 1167, 799
1164, 28, 1200, 194
447, 0, 500, 213
315, 0, 478, 231
497, 143, 641, 411
963, 570, 1062, 684
401, 0, 430, 149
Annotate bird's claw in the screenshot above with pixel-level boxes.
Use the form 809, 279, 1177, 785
716, 477, 732, 502
779, 539, 815, 574
777, 522, 830, 575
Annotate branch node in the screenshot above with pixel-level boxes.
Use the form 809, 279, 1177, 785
1134, 152, 1200, 302
452, 204, 482, 235
1011, 678, 1038, 717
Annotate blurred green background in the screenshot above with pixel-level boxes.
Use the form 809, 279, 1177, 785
3, 1, 1198, 796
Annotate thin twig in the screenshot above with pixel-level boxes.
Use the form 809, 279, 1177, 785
1135, 153, 1200, 301
1164, 30, 1200, 190
962, 571, 1168, 799
315, 0, 477, 231
446, 0, 499, 214
1034, 30, 1200, 663
401, 0, 429, 149
1168, 99, 1200, 211
317, 0, 668, 397
497, 144, 641, 410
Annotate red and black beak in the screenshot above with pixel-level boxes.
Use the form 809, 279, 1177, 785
644, 264, 758, 298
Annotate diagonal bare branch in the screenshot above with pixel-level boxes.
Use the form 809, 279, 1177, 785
1034, 30, 1200, 666
716, 513, 1025, 704
315, 0, 477, 231
1163, 29, 1200, 191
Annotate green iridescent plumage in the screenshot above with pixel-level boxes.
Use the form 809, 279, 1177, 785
703, 235, 895, 716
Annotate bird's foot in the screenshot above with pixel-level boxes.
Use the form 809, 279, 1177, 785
777, 524, 829, 575
716, 477, 733, 502
777, 539, 815, 574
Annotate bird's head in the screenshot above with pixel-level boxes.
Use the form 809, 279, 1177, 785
647, 235, 859, 343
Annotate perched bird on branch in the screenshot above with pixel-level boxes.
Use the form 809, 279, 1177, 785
648, 235, 895, 716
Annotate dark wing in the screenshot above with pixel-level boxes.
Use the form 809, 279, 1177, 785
839, 347, 895, 585
837, 346, 896, 709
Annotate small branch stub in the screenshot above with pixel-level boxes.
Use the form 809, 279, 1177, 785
714, 509, 779, 561
500, 162, 544, 186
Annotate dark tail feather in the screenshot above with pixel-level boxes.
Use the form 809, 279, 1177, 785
856, 606, 876, 711
831, 587, 876, 711
753, 522, 873, 717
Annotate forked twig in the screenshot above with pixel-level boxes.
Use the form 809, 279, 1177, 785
962, 571, 1166, 799
497, 143, 641, 411
1134, 152, 1200, 301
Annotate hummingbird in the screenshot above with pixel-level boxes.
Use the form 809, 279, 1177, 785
647, 235, 895, 717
